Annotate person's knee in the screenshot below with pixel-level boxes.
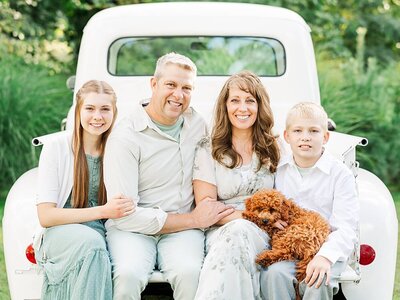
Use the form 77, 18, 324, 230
222, 219, 250, 236
301, 279, 334, 299
78, 228, 107, 253
263, 263, 291, 282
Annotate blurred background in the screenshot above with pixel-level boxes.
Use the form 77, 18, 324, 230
0, 0, 399, 299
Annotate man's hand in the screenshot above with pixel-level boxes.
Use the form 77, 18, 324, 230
102, 194, 136, 219
191, 197, 235, 228
304, 255, 332, 288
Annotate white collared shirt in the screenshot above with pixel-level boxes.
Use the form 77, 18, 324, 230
104, 100, 207, 234
275, 150, 359, 264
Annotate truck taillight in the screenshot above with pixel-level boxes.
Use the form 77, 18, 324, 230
359, 244, 375, 265
26, 243, 37, 264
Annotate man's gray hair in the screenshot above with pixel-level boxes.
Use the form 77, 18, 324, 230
154, 52, 197, 78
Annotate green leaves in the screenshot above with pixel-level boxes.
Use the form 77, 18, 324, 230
320, 56, 400, 189
0, 55, 71, 192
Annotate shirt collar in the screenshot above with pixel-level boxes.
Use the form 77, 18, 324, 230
132, 99, 193, 133
278, 148, 333, 175
313, 149, 333, 174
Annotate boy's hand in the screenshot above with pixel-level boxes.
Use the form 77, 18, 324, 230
304, 255, 332, 288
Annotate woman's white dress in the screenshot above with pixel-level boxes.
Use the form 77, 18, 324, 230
193, 137, 275, 300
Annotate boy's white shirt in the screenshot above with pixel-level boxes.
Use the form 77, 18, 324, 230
275, 150, 359, 264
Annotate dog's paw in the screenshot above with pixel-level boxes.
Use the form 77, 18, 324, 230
255, 254, 272, 267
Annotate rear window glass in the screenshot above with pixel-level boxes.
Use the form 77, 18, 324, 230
108, 36, 286, 76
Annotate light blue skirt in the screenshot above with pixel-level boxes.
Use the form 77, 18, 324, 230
35, 222, 112, 300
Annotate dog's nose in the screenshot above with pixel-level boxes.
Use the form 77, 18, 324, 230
262, 219, 269, 224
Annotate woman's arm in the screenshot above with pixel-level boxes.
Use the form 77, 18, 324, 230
193, 179, 218, 204
193, 179, 237, 226
215, 210, 243, 225
37, 194, 135, 228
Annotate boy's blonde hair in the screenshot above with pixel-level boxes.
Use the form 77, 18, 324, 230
286, 102, 328, 132
154, 52, 197, 78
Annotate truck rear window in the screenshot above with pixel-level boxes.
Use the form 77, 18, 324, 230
108, 36, 286, 76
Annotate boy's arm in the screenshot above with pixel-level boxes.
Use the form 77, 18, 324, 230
316, 170, 359, 264
306, 168, 359, 287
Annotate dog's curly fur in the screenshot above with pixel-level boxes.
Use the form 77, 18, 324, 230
242, 189, 330, 282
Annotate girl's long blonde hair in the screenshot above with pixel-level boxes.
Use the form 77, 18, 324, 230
211, 71, 280, 173
72, 80, 117, 208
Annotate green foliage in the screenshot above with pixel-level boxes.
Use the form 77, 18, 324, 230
0, 198, 9, 299
114, 37, 281, 76
0, 55, 71, 193
216, 0, 400, 65
2, 0, 399, 71
0, 1, 73, 73
319, 56, 400, 189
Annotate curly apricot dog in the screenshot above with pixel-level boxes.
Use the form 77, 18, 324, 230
242, 189, 330, 282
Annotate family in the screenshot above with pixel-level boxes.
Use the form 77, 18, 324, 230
34, 53, 359, 300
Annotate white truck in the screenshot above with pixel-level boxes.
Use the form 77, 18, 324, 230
3, 2, 398, 299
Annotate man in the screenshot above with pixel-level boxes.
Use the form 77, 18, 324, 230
104, 52, 233, 300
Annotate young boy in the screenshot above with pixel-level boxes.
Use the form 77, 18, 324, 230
260, 102, 359, 300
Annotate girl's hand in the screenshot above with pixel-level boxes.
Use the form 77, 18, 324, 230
102, 194, 136, 219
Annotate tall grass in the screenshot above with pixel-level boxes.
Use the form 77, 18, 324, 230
319, 58, 400, 190
0, 55, 71, 193
0, 198, 8, 300
394, 195, 400, 300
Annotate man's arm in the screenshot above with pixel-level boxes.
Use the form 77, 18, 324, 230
104, 131, 234, 234
193, 179, 239, 227
104, 131, 169, 234
158, 199, 234, 234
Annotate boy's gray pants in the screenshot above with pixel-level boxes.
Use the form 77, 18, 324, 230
260, 260, 347, 300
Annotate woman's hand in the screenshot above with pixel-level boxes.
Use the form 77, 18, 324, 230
102, 194, 136, 219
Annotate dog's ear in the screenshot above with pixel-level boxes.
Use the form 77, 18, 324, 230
242, 210, 251, 220
242, 210, 256, 222
244, 197, 252, 210
281, 198, 291, 221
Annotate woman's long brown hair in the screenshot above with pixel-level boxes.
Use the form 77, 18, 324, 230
211, 71, 280, 173
72, 80, 117, 208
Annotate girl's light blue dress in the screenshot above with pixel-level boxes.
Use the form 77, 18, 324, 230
35, 155, 112, 300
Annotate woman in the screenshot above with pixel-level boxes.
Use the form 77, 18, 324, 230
193, 71, 280, 300
34, 80, 135, 299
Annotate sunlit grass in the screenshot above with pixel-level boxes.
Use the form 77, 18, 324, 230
0, 190, 10, 299
393, 191, 400, 300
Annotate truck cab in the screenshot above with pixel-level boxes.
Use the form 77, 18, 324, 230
3, 2, 397, 299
